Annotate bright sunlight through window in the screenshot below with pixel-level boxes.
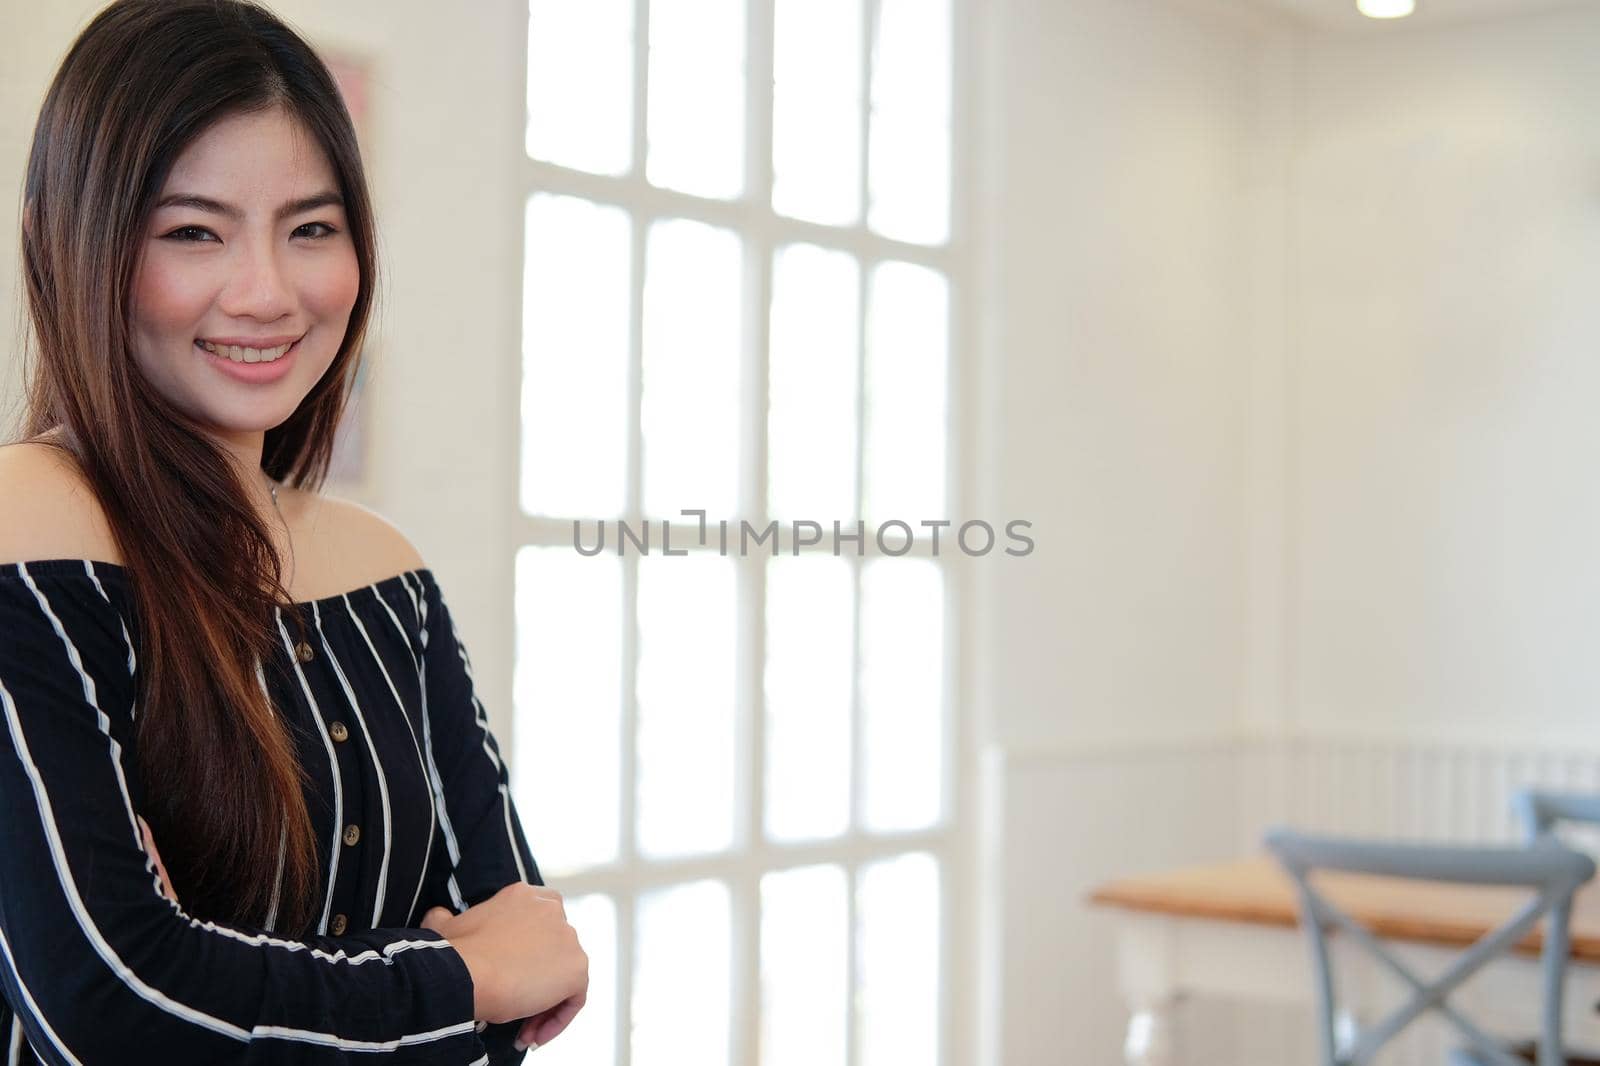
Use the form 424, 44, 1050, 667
516, 2, 962, 1062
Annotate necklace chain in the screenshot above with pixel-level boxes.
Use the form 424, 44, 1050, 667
266, 475, 296, 592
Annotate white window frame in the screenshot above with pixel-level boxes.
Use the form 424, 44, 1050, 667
502, 1, 984, 1063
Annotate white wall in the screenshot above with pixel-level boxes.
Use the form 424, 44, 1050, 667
1289, 3, 1600, 749
977, 0, 1264, 757
975, 1, 1281, 1062
0, 4, 90, 415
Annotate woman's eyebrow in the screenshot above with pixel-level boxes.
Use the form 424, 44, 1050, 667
153, 190, 344, 221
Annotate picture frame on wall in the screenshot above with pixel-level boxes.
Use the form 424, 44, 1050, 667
320, 46, 374, 491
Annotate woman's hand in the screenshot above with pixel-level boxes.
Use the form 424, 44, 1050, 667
511, 990, 586, 1052
138, 815, 179, 904
421, 882, 588, 1047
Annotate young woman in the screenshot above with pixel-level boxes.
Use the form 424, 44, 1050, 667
0, 1, 586, 1061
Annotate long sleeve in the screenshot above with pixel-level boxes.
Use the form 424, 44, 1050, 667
409, 571, 546, 1065
0, 564, 487, 1065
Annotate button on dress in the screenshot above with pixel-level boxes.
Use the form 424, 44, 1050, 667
0, 559, 545, 1064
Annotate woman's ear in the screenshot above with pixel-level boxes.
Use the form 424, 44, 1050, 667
20, 199, 33, 241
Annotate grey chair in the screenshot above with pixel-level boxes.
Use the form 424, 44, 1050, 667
1514, 790, 1600, 844
1264, 826, 1596, 1066
1505, 790, 1600, 1066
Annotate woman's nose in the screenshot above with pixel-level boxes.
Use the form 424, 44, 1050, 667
219, 240, 295, 320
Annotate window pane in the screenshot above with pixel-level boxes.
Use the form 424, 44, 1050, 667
856, 853, 941, 1066
647, 0, 745, 199
764, 555, 852, 842
772, 0, 862, 226
522, 194, 632, 518
636, 552, 738, 857
513, 545, 623, 875
863, 261, 948, 525
859, 558, 943, 832
867, 0, 951, 244
767, 243, 859, 522
534, 893, 618, 1066
527, 0, 633, 175
760, 865, 849, 1066
634, 880, 732, 1066
642, 218, 743, 521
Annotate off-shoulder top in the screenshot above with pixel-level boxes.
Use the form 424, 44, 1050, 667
0, 559, 543, 1065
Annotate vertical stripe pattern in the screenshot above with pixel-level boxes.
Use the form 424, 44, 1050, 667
0, 560, 544, 1064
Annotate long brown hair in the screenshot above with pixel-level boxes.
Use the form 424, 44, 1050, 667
13, 0, 379, 934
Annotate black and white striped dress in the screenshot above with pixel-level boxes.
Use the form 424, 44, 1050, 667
0, 558, 543, 1065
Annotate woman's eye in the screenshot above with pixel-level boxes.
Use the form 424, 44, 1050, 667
164, 225, 219, 243
293, 221, 338, 239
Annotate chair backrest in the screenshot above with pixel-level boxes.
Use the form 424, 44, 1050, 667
1263, 826, 1596, 1066
1514, 789, 1600, 842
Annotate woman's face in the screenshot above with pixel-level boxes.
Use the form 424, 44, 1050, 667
130, 105, 359, 447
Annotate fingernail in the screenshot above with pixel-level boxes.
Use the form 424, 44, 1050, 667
514, 1038, 530, 1051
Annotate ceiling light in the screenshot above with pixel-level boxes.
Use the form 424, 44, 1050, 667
1357, 0, 1416, 16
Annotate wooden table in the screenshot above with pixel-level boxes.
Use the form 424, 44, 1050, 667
1089, 857, 1600, 1065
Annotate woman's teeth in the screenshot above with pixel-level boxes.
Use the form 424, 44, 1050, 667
197, 339, 294, 363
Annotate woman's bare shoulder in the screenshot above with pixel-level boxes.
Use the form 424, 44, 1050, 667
0, 445, 424, 589
289, 489, 426, 594
0, 441, 124, 567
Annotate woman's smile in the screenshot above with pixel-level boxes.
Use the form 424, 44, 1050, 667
194, 334, 304, 383
195, 334, 302, 363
